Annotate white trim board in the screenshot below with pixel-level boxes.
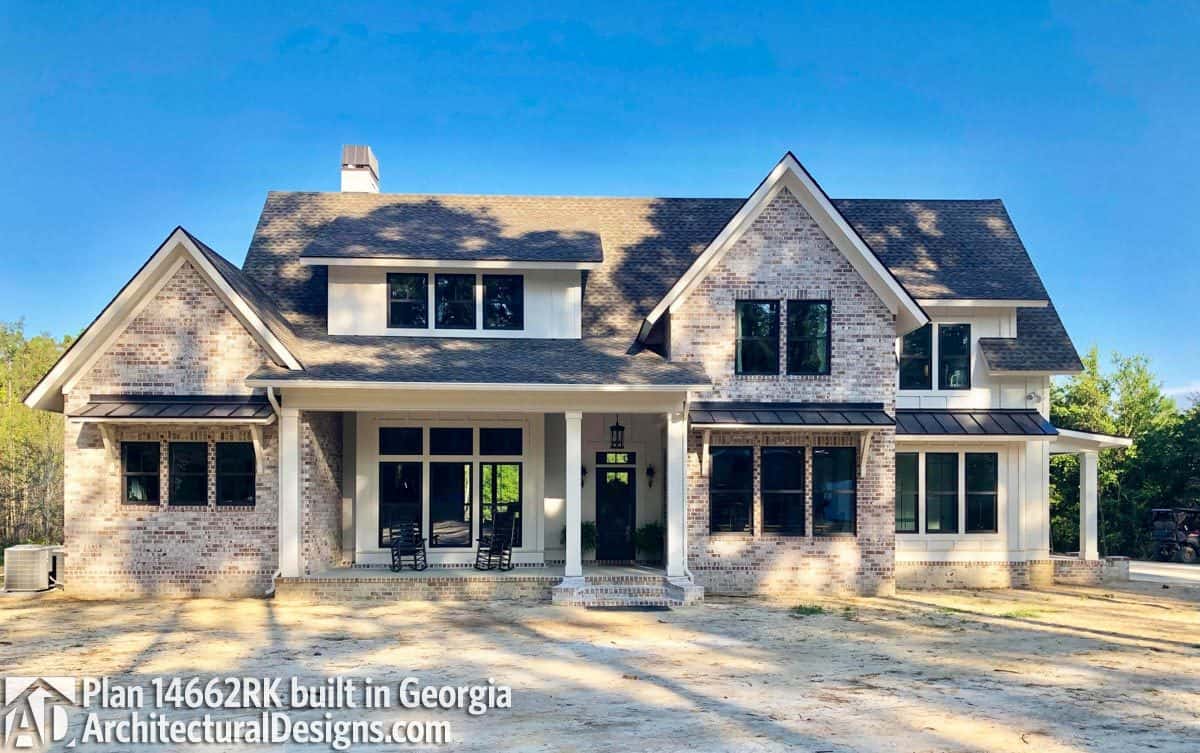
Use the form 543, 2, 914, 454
638, 152, 928, 341
24, 227, 302, 413
917, 299, 1048, 309
301, 257, 601, 271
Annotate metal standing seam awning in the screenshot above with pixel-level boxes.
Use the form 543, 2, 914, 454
688, 401, 894, 475
895, 408, 1057, 442
68, 394, 276, 471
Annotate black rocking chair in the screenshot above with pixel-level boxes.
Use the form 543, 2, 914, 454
474, 514, 517, 571
389, 521, 428, 572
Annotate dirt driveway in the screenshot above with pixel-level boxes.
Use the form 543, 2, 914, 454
2, 581, 1198, 752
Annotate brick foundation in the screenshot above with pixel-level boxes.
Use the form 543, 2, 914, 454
897, 557, 1130, 590
275, 574, 558, 603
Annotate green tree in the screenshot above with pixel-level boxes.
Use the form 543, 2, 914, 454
0, 321, 73, 547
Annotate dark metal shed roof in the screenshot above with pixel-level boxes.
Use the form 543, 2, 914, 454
895, 409, 1056, 436
70, 395, 274, 422
689, 402, 894, 428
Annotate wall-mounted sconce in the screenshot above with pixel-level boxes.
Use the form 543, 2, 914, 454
646, 464, 657, 488
1026, 392, 1042, 403
581, 465, 588, 488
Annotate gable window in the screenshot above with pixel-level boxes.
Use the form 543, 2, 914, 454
435, 274, 476, 329
483, 275, 524, 330
965, 453, 999, 533
786, 301, 830, 375
735, 300, 779, 375
216, 442, 256, 506
387, 273, 429, 329
709, 446, 753, 533
169, 442, 208, 506
938, 324, 971, 390
895, 452, 919, 533
762, 447, 805, 535
899, 324, 933, 390
122, 441, 160, 504
812, 447, 856, 535
925, 452, 958, 533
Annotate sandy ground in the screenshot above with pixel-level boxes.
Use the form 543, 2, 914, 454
2, 581, 1198, 753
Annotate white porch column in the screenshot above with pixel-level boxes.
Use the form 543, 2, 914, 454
564, 411, 583, 579
278, 407, 302, 578
666, 410, 688, 579
1079, 450, 1099, 561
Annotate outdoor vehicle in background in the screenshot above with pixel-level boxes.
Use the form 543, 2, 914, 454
1151, 508, 1200, 564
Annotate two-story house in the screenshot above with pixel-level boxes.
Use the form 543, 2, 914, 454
24, 148, 1129, 603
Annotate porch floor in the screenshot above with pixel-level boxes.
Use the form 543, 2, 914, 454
300, 563, 665, 580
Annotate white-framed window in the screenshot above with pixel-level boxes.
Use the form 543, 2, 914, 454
377, 422, 526, 550
895, 449, 1001, 535
385, 273, 525, 333
898, 323, 972, 391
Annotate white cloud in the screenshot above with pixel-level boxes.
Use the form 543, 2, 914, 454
1164, 381, 1200, 405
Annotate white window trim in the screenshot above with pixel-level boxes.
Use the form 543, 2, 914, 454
897, 322, 974, 395
896, 448, 1004, 540
386, 272, 526, 335
375, 420, 528, 553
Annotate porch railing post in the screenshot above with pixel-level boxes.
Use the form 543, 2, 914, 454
564, 411, 584, 578
666, 410, 687, 579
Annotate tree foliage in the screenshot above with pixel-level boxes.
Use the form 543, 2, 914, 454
1050, 346, 1197, 557
1, 321, 72, 547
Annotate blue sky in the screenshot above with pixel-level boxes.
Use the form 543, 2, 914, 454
1, 2, 1197, 394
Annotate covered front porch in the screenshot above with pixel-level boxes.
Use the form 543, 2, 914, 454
271, 385, 697, 603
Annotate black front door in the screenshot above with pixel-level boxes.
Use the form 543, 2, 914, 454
596, 468, 636, 561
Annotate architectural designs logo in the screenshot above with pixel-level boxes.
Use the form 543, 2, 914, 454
1, 678, 76, 750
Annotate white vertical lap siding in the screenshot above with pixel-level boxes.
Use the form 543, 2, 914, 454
327, 266, 581, 338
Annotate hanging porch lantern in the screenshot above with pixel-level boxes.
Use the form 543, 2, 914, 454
609, 415, 625, 450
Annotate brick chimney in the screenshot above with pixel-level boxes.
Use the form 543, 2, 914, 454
340, 145, 379, 193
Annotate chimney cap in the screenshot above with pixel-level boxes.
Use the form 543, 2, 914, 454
341, 144, 379, 180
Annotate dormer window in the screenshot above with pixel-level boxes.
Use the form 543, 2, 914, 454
435, 274, 476, 329
387, 273, 429, 329
483, 275, 524, 330
899, 323, 972, 391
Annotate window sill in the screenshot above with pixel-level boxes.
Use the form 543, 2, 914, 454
813, 531, 857, 538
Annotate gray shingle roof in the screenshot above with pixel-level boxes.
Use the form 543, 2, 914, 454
242, 191, 1078, 379
979, 305, 1083, 373
247, 334, 709, 387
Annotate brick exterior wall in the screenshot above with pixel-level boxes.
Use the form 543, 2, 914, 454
673, 188, 898, 596
62, 261, 283, 598
300, 411, 343, 574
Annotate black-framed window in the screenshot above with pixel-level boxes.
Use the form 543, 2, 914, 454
812, 447, 856, 535
895, 452, 919, 533
480, 428, 522, 455
735, 300, 779, 375
483, 275, 524, 330
380, 427, 422, 456
435, 274, 476, 329
122, 441, 160, 504
709, 446, 752, 533
481, 462, 522, 547
762, 447, 805, 535
430, 461, 472, 547
216, 442, 255, 506
938, 323, 971, 390
899, 324, 933, 390
379, 461, 421, 547
596, 451, 636, 465
925, 452, 959, 533
430, 427, 473, 455
965, 453, 999, 533
786, 300, 830, 375
387, 273, 428, 329
169, 442, 208, 506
